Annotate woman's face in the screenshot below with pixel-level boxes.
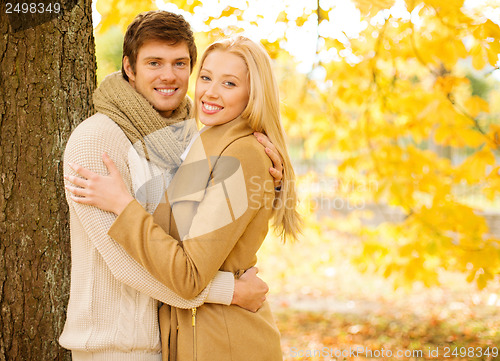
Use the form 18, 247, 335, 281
195, 50, 250, 126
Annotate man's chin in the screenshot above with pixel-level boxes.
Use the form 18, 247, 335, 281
152, 95, 186, 118
155, 105, 177, 118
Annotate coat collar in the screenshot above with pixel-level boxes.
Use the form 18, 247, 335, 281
199, 117, 254, 157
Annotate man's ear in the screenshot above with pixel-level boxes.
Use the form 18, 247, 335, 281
123, 56, 136, 82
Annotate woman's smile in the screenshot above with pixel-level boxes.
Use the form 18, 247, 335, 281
201, 101, 223, 113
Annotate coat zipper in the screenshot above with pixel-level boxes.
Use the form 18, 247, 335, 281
192, 307, 197, 361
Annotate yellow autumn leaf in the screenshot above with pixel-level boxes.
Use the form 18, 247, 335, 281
486, 40, 500, 66
318, 7, 330, 23
439, 38, 468, 68
464, 96, 490, 118
261, 39, 283, 59
220, 6, 242, 19
434, 75, 469, 94
470, 43, 487, 70
295, 14, 311, 27
352, 0, 396, 16
476, 19, 500, 40
482, 165, 500, 200
458, 127, 488, 148
176, 0, 202, 13
488, 124, 500, 147
476, 270, 494, 290
458, 148, 496, 184
96, 0, 157, 34
424, 0, 464, 16
276, 10, 288, 23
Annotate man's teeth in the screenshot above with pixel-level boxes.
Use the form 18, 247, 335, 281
157, 88, 175, 94
204, 103, 222, 111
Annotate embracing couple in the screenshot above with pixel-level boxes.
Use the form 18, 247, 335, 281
59, 10, 300, 361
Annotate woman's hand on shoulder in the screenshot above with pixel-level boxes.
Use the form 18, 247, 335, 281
64, 152, 134, 215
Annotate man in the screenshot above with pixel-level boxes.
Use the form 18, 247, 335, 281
59, 10, 282, 361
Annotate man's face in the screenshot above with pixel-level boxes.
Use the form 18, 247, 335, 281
123, 40, 191, 118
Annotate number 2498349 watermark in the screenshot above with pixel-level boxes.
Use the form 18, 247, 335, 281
5, 2, 61, 14
289, 346, 498, 359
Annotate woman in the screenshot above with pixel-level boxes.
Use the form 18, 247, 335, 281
66, 36, 301, 360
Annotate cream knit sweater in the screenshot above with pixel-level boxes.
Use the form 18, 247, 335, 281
59, 114, 234, 361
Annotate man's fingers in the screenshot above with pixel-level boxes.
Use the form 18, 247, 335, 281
269, 168, 283, 187
265, 148, 283, 174
254, 132, 275, 151
254, 132, 284, 184
265, 147, 281, 168
244, 267, 259, 277
253, 131, 265, 144
242, 266, 257, 275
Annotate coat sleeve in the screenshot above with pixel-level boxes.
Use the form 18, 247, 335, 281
64, 117, 234, 308
108, 139, 275, 299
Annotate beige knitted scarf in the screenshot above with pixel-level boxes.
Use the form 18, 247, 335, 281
93, 72, 197, 170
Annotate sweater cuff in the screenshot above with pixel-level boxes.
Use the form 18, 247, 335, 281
205, 271, 234, 305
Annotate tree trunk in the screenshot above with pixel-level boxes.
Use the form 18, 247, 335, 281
0, 0, 96, 359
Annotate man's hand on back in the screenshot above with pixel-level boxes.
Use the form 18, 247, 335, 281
231, 267, 269, 312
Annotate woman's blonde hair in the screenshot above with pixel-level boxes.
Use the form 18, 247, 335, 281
198, 35, 301, 242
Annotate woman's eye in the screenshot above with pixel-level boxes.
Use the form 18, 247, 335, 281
201, 75, 211, 81
224, 81, 236, 87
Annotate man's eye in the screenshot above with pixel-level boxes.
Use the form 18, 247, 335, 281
149, 61, 159, 67
176, 62, 187, 67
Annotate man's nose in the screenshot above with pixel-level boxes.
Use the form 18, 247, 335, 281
159, 65, 176, 82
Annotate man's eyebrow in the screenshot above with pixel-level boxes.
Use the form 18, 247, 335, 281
142, 56, 190, 61
143, 56, 163, 61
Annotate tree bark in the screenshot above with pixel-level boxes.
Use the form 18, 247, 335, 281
0, 0, 96, 359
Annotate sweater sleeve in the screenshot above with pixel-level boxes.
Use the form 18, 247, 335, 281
64, 116, 234, 307
108, 138, 275, 299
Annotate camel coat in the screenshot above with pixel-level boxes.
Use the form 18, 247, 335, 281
108, 118, 282, 361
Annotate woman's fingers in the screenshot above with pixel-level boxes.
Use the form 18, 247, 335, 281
65, 184, 87, 197
64, 155, 132, 214
102, 152, 120, 177
68, 194, 93, 205
64, 174, 87, 188
68, 162, 97, 180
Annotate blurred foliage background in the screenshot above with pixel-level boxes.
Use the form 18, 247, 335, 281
93, 0, 500, 359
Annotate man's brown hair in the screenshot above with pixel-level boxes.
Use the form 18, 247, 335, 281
121, 10, 197, 81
